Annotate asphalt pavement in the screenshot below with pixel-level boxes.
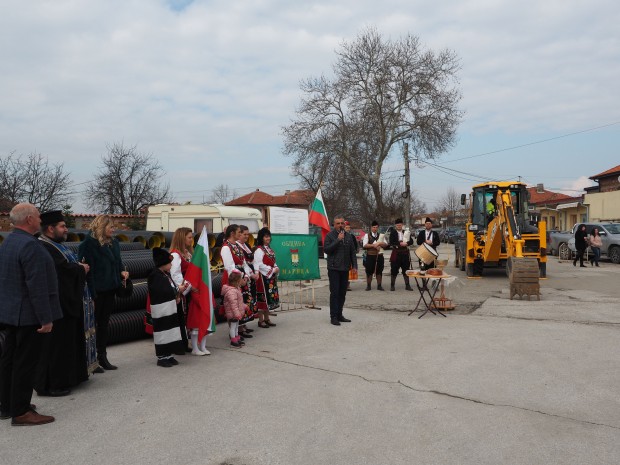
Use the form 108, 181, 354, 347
2, 244, 619, 465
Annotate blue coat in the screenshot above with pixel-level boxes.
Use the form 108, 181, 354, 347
0, 229, 62, 326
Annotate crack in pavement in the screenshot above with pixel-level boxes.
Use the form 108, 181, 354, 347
218, 346, 620, 431
469, 313, 620, 327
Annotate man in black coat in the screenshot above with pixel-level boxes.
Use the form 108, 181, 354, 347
573, 223, 588, 267
416, 217, 441, 270
35, 210, 91, 397
323, 215, 358, 326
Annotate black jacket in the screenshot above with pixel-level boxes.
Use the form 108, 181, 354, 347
388, 228, 414, 250
416, 229, 440, 249
574, 224, 588, 250
324, 228, 358, 271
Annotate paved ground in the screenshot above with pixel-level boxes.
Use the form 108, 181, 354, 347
2, 244, 619, 464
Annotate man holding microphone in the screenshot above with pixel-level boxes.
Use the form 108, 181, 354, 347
323, 215, 358, 326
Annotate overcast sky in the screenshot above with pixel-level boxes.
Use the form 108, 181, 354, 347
1, 0, 619, 213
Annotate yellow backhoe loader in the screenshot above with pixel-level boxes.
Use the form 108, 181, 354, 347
455, 182, 546, 298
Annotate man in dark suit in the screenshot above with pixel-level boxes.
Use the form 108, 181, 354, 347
0, 203, 62, 426
416, 217, 441, 269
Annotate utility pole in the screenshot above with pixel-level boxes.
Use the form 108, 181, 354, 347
403, 143, 411, 229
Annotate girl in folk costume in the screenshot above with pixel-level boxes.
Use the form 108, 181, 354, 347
169, 227, 194, 353
254, 227, 279, 328
221, 269, 248, 348
236, 225, 259, 337
220, 225, 255, 335
148, 248, 187, 368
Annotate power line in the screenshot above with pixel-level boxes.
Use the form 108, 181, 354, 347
439, 120, 620, 164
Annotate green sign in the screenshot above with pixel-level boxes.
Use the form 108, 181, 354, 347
270, 234, 321, 281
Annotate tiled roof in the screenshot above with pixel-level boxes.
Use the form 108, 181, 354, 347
226, 189, 314, 207
527, 187, 578, 205
589, 164, 620, 180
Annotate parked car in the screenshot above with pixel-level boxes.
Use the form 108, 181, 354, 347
447, 228, 464, 244
548, 223, 620, 263
441, 227, 459, 243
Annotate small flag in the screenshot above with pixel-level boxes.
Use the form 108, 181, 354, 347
309, 187, 330, 243
185, 226, 216, 340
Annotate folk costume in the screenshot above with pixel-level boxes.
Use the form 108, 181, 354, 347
170, 248, 191, 350
387, 219, 414, 291
415, 219, 441, 270
237, 240, 259, 321
148, 248, 183, 366
254, 245, 280, 311
220, 240, 255, 324
36, 232, 91, 394
362, 227, 385, 291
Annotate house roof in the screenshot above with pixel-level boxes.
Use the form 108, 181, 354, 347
527, 187, 579, 206
226, 189, 314, 207
589, 164, 620, 180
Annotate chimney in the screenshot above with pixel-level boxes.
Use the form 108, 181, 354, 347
285, 190, 290, 195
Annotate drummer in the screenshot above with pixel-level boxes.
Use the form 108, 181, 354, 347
416, 217, 441, 270
388, 218, 414, 291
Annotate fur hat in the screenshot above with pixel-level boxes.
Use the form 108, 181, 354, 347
40, 210, 65, 226
371, 220, 379, 227
425, 217, 433, 224
152, 247, 173, 268
394, 218, 403, 225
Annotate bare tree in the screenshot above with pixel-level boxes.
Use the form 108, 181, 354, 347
283, 27, 462, 220
0, 151, 72, 211
87, 142, 171, 215
438, 187, 460, 226
209, 184, 237, 204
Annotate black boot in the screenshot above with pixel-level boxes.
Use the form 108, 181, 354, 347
390, 275, 396, 291
98, 354, 118, 370
404, 276, 413, 291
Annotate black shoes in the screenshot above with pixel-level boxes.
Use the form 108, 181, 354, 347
157, 359, 173, 368
377, 285, 384, 291
330, 318, 341, 326
93, 366, 105, 374
98, 355, 118, 370
365, 285, 371, 291
338, 316, 351, 323
405, 285, 414, 291
36, 389, 71, 397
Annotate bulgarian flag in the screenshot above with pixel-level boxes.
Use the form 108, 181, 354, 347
309, 187, 330, 243
184, 226, 216, 340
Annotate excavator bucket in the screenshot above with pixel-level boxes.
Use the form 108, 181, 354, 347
506, 257, 540, 300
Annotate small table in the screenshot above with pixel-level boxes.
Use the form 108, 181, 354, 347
406, 272, 449, 318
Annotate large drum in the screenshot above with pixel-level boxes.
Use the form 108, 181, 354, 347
414, 243, 438, 266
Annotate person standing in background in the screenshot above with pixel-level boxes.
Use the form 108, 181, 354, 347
169, 227, 194, 353
388, 218, 414, 291
573, 224, 588, 268
362, 220, 387, 291
589, 227, 602, 267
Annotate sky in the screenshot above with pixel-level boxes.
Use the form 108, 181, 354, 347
1, 0, 619, 214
